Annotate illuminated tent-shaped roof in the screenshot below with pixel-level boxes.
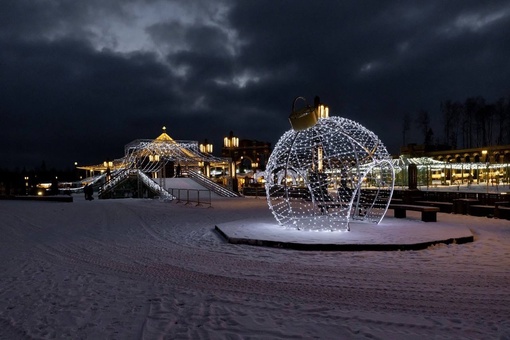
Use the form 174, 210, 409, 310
78, 126, 229, 174
124, 126, 229, 173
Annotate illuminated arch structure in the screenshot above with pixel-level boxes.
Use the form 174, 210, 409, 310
123, 127, 229, 175
78, 127, 234, 198
265, 97, 395, 231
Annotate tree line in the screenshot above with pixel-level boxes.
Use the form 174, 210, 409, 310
403, 95, 510, 149
0, 161, 77, 196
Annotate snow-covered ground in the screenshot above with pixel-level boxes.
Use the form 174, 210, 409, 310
0, 194, 509, 339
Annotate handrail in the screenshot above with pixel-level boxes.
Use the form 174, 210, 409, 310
136, 170, 174, 200
99, 169, 132, 197
99, 169, 174, 200
188, 170, 239, 197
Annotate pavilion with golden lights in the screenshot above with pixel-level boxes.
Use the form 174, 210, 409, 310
77, 126, 240, 198
79, 127, 230, 177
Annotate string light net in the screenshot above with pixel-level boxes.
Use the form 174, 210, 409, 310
265, 114, 394, 232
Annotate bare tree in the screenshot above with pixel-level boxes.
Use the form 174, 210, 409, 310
495, 96, 510, 145
452, 101, 463, 148
415, 110, 433, 146
495, 97, 505, 145
470, 97, 490, 146
461, 102, 470, 148
463, 97, 485, 148
441, 100, 462, 148
483, 104, 495, 146
505, 96, 510, 144
439, 95, 510, 148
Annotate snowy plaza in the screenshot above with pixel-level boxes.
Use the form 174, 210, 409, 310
3, 0, 510, 338
0, 194, 509, 339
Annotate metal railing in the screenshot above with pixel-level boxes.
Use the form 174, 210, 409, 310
188, 170, 239, 197
136, 170, 174, 200
99, 169, 174, 200
242, 186, 265, 198
99, 169, 131, 198
167, 188, 212, 207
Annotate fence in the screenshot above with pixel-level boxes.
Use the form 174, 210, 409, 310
242, 186, 265, 198
167, 188, 212, 207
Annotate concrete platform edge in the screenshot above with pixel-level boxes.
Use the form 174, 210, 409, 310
214, 225, 474, 252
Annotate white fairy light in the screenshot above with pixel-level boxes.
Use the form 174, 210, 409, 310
265, 98, 395, 232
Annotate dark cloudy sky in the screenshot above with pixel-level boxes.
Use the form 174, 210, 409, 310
1, 0, 509, 169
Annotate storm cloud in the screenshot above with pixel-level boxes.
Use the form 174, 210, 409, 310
1, 0, 509, 169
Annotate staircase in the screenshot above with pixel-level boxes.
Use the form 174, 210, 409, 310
136, 170, 174, 200
99, 169, 174, 200
188, 170, 240, 197
98, 169, 132, 198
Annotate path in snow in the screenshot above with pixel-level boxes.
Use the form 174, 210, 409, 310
0, 196, 509, 339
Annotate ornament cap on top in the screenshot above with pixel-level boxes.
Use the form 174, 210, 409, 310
289, 96, 318, 131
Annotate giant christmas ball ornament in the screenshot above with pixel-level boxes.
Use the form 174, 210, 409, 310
265, 97, 395, 231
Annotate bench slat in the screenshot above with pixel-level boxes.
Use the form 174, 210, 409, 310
389, 204, 440, 212
389, 204, 439, 222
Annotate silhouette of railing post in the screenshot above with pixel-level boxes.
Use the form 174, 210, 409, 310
167, 187, 211, 207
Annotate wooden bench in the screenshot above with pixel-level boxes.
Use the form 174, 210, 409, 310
414, 201, 453, 213
468, 205, 495, 217
461, 201, 508, 217
496, 206, 510, 220
389, 204, 440, 222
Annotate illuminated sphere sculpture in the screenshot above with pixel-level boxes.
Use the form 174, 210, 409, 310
265, 97, 394, 231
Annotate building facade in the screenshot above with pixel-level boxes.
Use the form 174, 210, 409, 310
221, 132, 271, 173
399, 144, 510, 187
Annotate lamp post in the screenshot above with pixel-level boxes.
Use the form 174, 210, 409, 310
482, 149, 488, 193
24, 176, 29, 195
74, 161, 79, 181
200, 139, 213, 178
200, 139, 213, 154
149, 153, 160, 182
103, 160, 113, 183
224, 131, 239, 192
507, 163, 510, 189
148, 154, 160, 177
